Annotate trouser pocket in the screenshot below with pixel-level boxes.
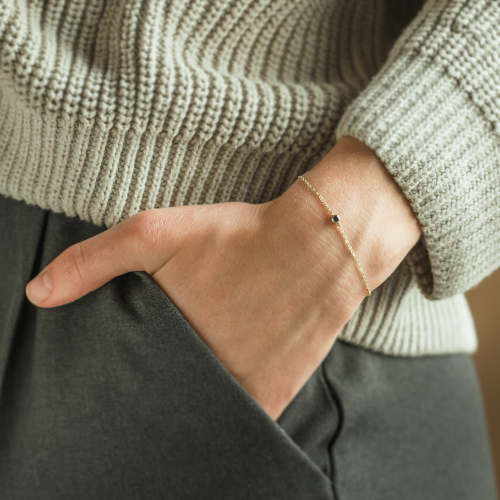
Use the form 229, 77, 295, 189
0, 199, 334, 500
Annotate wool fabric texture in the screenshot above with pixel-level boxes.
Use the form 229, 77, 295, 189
0, 0, 499, 356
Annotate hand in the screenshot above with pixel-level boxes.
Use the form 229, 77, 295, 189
26, 137, 421, 420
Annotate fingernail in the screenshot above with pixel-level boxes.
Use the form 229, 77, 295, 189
26, 269, 52, 304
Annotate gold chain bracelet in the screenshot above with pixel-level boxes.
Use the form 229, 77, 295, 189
297, 175, 372, 297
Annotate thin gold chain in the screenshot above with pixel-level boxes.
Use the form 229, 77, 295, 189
297, 175, 372, 297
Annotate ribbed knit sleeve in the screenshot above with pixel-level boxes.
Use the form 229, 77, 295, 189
336, 0, 500, 300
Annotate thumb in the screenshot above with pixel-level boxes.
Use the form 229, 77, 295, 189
25, 211, 173, 308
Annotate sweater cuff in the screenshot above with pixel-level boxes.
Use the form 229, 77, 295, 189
335, 35, 500, 300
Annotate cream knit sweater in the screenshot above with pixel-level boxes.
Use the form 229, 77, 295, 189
1, 0, 499, 356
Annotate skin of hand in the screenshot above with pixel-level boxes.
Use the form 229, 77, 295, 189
26, 136, 422, 420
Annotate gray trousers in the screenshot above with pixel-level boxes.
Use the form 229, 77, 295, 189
0, 194, 497, 499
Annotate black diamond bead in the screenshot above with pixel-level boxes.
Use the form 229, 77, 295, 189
332, 214, 340, 223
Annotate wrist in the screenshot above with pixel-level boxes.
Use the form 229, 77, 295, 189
260, 177, 368, 314
265, 136, 422, 303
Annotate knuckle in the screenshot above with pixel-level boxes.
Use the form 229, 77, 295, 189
61, 243, 90, 286
127, 210, 165, 250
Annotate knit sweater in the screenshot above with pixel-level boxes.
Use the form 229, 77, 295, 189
0, 0, 499, 356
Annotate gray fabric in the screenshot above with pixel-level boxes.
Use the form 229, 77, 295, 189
0, 194, 497, 499
321, 344, 498, 499
0, 197, 333, 499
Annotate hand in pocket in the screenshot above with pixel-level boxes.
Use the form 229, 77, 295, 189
26, 138, 421, 420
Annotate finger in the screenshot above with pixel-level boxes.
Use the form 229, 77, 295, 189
25, 211, 173, 308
